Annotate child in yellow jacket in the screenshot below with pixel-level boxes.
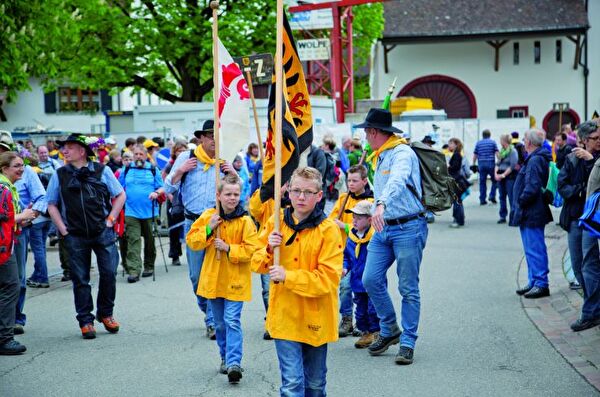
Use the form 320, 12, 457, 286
328, 164, 373, 337
251, 167, 343, 396
186, 174, 260, 384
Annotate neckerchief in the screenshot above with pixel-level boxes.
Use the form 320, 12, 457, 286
219, 204, 247, 221
283, 206, 326, 246
348, 226, 374, 258
349, 186, 374, 200
0, 174, 20, 214
367, 135, 407, 169
499, 144, 513, 160
194, 145, 216, 171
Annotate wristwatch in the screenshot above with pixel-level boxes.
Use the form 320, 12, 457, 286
107, 215, 116, 223
376, 200, 386, 209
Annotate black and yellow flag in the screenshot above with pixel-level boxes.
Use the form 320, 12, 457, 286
260, 13, 313, 202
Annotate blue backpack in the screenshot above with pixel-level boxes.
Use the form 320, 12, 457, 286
579, 191, 600, 238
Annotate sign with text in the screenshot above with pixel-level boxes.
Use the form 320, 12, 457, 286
233, 53, 274, 86
297, 38, 331, 61
289, 9, 334, 30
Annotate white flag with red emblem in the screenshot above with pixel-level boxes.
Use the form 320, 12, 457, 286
217, 39, 250, 163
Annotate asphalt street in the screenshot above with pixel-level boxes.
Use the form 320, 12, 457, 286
1, 194, 597, 396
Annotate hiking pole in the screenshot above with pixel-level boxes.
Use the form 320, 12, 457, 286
151, 200, 168, 281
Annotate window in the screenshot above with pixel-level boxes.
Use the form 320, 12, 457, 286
509, 106, 529, 118
513, 42, 519, 65
534, 41, 541, 64
58, 87, 100, 112
556, 39, 562, 63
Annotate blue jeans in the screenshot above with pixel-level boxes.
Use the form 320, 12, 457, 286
64, 227, 119, 326
519, 227, 549, 288
353, 292, 380, 333
498, 177, 515, 222
582, 231, 600, 319
260, 274, 270, 312
28, 220, 51, 283
478, 163, 497, 203
568, 221, 585, 291
274, 339, 328, 397
14, 228, 29, 326
363, 218, 428, 349
339, 272, 353, 317
210, 298, 243, 367
452, 202, 464, 225
184, 219, 214, 328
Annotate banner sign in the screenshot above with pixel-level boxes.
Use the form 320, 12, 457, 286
233, 53, 274, 86
297, 39, 331, 61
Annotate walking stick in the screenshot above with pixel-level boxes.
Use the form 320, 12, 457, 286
337, 150, 368, 219
151, 199, 169, 281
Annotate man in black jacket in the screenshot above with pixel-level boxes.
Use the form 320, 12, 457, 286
554, 132, 572, 169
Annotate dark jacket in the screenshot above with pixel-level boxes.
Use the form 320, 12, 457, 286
448, 151, 469, 195
510, 147, 553, 228
557, 152, 598, 231
307, 145, 327, 188
555, 144, 572, 169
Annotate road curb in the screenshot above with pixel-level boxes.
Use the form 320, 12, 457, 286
518, 223, 600, 391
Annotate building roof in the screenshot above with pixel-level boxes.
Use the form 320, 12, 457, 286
382, 0, 589, 44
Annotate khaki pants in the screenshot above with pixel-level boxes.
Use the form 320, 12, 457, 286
125, 217, 156, 276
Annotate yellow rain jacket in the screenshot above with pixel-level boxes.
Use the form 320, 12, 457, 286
251, 212, 343, 347
186, 208, 260, 302
328, 193, 373, 249
248, 190, 273, 232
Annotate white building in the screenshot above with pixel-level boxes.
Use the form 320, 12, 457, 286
371, 0, 599, 136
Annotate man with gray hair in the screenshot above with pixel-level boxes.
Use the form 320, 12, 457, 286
511, 128, 553, 299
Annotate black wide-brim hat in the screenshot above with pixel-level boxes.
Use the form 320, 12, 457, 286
56, 133, 95, 158
354, 108, 402, 134
194, 119, 215, 138
421, 135, 436, 145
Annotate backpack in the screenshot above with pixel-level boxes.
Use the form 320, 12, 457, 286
409, 141, 460, 212
0, 185, 15, 265
514, 142, 526, 171
123, 162, 157, 179
579, 191, 600, 238
57, 163, 112, 238
324, 152, 340, 201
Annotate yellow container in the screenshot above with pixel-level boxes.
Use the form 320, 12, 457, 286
391, 97, 433, 115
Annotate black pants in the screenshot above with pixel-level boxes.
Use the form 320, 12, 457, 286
0, 255, 19, 345
166, 201, 183, 259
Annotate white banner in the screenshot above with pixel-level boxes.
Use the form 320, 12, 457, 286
297, 39, 331, 61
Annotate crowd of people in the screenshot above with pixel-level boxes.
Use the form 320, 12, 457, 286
0, 110, 599, 396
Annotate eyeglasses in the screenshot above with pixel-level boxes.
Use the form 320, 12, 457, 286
588, 136, 600, 141
289, 189, 319, 198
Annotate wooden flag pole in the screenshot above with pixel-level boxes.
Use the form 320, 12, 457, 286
273, 0, 284, 274
336, 150, 367, 219
245, 70, 265, 162
211, 0, 222, 260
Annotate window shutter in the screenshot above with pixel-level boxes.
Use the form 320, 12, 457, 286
44, 91, 57, 113
100, 89, 112, 112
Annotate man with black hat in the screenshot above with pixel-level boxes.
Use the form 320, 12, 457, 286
356, 108, 428, 365
165, 120, 236, 339
46, 134, 126, 339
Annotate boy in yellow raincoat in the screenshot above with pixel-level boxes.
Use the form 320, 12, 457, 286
186, 174, 260, 384
251, 167, 343, 396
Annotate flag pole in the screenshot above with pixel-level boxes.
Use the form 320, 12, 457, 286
273, 0, 284, 274
245, 70, 265, 162
211, 0, 222, 260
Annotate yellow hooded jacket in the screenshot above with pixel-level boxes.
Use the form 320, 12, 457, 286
328, 193, 374, 249
186, 208, 260, 301
251, 212, 343, 347
248, 189, 273, 232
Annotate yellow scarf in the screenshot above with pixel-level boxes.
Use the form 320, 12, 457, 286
194, 145, 217, 171
367, 135, 407, 169
348, 227, 374, 258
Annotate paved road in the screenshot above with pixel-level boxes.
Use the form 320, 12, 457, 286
1, 195, 597, 396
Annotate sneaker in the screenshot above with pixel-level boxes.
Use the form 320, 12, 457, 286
127, 275, 140, 283
206, 325, 216, 340
395, 346, 414, 365
81, 323, 96, 339
13, 324, 24, 335
61, 273, 71, 282
172, 258, 181, 266
220, 359, 228, 374
497, 219, 506, 224
49, 235, 59, 247
0, 340, 27, 355
489, 198, 498, 204
368, 331, 401, 356
227, 365, 243, 384
27, 280, 49, 288
569, 281, 583, 290
355, 332, 377, 349
449, 223, 462, 228
263, 330, 273, 340
338, 315, 354, 337
570, 317, 600, 332
141, 271, 154, 278
352, 328, 362, 337
97, 316, 120, 333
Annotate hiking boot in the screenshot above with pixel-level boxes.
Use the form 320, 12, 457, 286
61, 273, 71, 282
206, 325, 216, 340
27, 280, 49, 288
81, 323, 96, 339
127, 275, 140, 283
263, 330, 273, 340
13, 324, 24, 335
570, 317, 600, 332
172, 258, 181, 266
368, 331, 401, 356
97, 316, 120, 333
0, 340, 26, 355
220, 359, 228, 374
355, 332, 377, 349
49, 235, 59, 247
352, 328, 362, 337
395, 346, 414, 365
141, 271, 154, 278
338, 316, 354, 337
227, 365, 243, 384
524, 286, 550, 299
